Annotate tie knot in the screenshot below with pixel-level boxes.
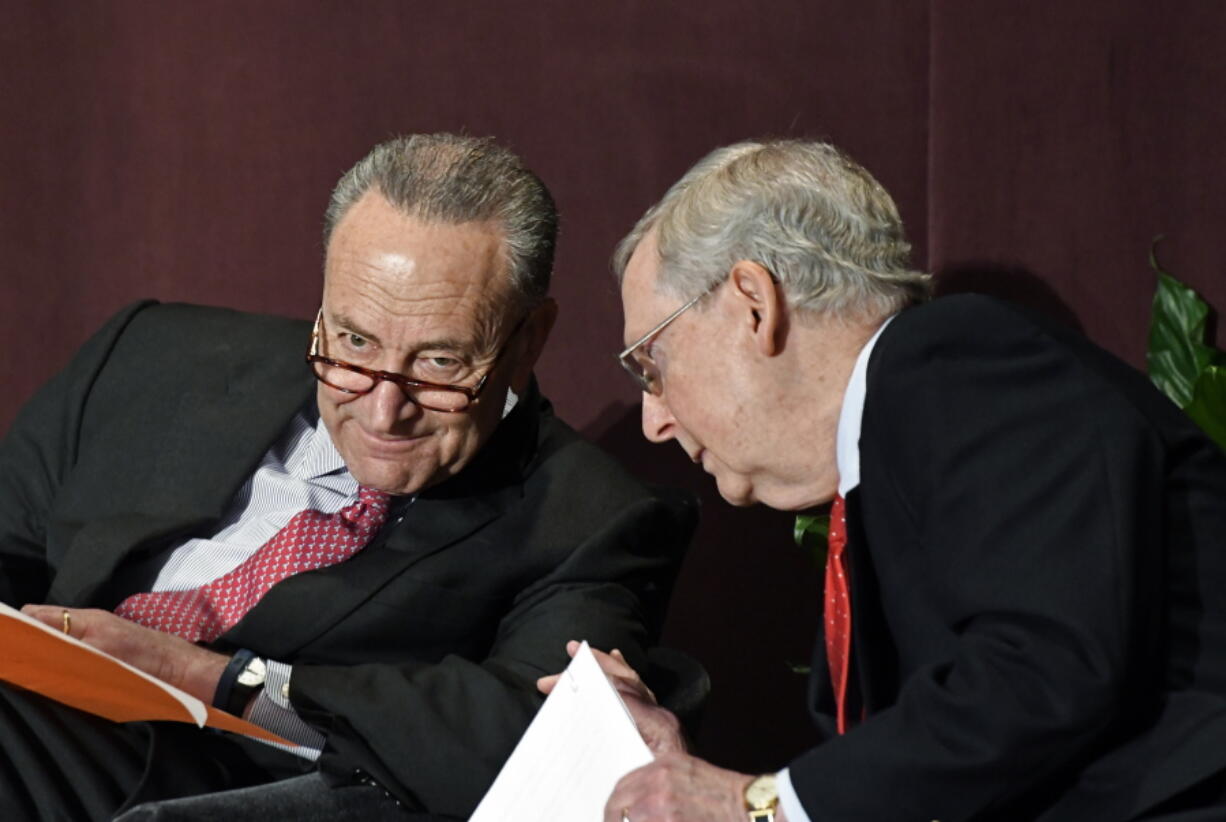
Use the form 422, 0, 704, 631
358, 486, 391, 511
339, 486, 391, 526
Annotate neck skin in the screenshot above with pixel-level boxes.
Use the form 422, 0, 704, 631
753, 307, 884, 509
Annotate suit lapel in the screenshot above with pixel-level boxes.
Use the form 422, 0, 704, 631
222, 485, 519, 658
807, 628, 839, 738
843, 488, 898, 717
221, 384, 543, 658
808, 325, 907, 732
50, 331, 315, 607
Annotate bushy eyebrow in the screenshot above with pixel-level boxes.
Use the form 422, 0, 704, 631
330, 312, 381, 346
329, 312, 482, 357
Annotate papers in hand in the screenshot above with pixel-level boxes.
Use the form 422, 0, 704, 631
470, 641, 653, 821
0, 601, 291, 746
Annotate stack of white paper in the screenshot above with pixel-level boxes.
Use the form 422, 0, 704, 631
470, 642, 653, 821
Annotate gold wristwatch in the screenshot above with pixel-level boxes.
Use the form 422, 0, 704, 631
744, 773, 779, 821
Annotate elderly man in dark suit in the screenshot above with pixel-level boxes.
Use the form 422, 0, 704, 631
0, 133, 693, 821
569, 139, 1226, 821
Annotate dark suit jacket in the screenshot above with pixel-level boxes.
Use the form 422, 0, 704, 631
0, 302, 695, 818
789, 295, 1226, 821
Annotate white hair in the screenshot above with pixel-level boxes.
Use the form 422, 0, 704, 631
614, 139, 931, 318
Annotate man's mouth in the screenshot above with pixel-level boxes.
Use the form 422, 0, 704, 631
356, 427, 431, 452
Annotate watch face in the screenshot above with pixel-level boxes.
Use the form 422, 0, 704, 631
745, 774, 778, 809
237, 656, 267, 688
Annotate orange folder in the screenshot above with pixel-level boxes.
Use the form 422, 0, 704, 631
0, 602, 291, 745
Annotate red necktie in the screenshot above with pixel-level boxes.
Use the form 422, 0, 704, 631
115, 486, 390, 643
824, 493, 852, 734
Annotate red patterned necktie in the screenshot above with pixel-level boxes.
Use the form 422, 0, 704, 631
824, 493, 853, 734
115, 486, 390, 643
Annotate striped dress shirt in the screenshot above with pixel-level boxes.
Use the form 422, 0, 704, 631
149, 388, 514, 757
151, 406, 370, 757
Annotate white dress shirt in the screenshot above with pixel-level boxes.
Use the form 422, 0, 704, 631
777, 316, 894, 822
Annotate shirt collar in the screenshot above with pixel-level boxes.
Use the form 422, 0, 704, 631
285, 385, 517, 484
294, 407, 349, 481
287, 381, 532, 493
835, 314, 895, 497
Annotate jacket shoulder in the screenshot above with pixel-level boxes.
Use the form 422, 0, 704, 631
115, 303, 309, 359
532, 410, 678, 504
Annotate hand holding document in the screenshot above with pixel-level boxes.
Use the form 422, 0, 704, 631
0, 601, 291, 745
470, 641, 653, 821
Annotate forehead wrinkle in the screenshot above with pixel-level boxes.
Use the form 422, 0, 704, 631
324, 217, 515, 356
330, 285, 510, 358
330, 267, 485, 317
349, 260, 503, 313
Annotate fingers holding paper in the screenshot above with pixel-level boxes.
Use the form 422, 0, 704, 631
539, 640, 655, 701
538, 640, 686, 756
20, 604, 228, 703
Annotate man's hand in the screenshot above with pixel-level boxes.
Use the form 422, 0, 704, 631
538, 640, 687, 756
21, 604, 229, 703
605, 752, 773, 822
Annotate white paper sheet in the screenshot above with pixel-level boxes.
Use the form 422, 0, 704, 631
469, 641, 653, 821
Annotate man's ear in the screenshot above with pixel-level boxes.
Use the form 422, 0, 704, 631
728, 261, 787, 356
510, 297, 558, 391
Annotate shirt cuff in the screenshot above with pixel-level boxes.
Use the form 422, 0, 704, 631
777, 767, 812, 822
244, 660, 325, 759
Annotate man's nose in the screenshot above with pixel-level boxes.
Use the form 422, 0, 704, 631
640, 391, 676, 444
365, 379, 423, 430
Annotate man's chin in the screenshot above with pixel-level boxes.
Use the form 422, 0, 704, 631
348, 459, 431, 497
712, 472, 823, 512
354, 476, 418, 497
348, 451, 478, 497
712, 474, 756, 507
749, 487, 825, 513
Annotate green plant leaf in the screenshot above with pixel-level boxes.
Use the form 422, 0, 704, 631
1185, 365, 1226, 452
1144, 247, 1226, 453
1147, 270, 1216, 408
794, 513, 829, 567
794, 513, 829, 543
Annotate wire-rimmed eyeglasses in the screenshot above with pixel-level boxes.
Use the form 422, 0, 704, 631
616, 286, 715, 395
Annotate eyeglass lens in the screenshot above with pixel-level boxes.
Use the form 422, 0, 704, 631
621, 351, 662, 395
311, 360, 473, 412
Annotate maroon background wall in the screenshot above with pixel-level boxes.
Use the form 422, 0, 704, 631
2, 1, 1224, 773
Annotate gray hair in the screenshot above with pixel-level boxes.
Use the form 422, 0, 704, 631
614, 139, 931, 318
325, 133, 557, 307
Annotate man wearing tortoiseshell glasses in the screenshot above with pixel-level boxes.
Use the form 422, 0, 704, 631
0, 133, 693, 821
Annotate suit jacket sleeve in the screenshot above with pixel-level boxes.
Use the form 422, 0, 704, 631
0, 302, 696, 818
0, 301, 156, 606
788, 298, 1196, 820
288, 462, 694, 818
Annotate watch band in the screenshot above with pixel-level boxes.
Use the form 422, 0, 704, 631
213, 648, 265, 716
744, 773, 779, 822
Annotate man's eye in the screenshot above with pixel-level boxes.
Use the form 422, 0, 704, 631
413, 355, 466, 380
347, 334, 368, 349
